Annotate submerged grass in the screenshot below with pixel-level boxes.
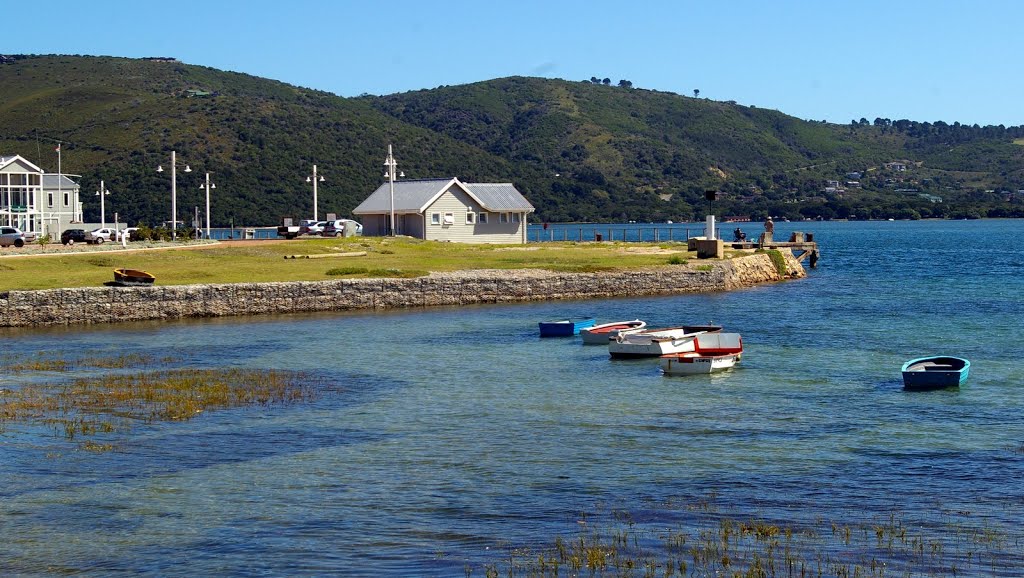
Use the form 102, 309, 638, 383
470, 505, 1020, 577
0, 236, 721, 291
0, 358, 315, 450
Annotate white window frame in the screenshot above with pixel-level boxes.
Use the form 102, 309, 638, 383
431, 212, 441, 225
512, 213, 521, 223
479, 212, 488, 224
466, 211, 475, 224
63, 192, 70, 207
47, 193, 54, 208
500, 212, 509, 224
443, 212, 455, 225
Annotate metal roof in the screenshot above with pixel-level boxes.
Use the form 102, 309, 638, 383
353, 178, 533, 214
42, 174, 80, 189
465, 183, 535, 211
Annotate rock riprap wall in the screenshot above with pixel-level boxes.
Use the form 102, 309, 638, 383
0, 252, 803, 327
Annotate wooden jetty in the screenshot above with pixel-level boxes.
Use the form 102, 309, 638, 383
731, 231, 820, 268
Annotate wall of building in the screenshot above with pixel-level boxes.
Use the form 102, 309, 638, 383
0, 252, 804, 328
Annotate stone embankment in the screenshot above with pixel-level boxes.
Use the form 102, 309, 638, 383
0, 251, 804, 328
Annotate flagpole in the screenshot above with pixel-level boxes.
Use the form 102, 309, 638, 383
56, 143, 62, 228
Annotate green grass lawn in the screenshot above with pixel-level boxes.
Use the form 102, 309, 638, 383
0, 237, 718, 292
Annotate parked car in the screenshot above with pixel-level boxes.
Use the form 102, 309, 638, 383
85, 227, 116, 244
322, 219, 363, 237
115, 227, 140, 242
0, 226, 27, 247
300, 220, 326, 236
61, 228, 88, 245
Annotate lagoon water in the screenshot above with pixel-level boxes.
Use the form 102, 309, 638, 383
2, 220, 1024, 575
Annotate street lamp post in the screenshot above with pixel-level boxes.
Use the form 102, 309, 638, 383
383, 144, 403, 236
156, 151, 191, 240
199, 172, 216, 239
305, 165, 325, 221
95, 180, 111, 228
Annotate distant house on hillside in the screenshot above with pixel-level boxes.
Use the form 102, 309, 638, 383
884, 162, 908, 172
353, 177, 534, 243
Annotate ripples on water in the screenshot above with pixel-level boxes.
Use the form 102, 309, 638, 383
1, 220, 1023, 574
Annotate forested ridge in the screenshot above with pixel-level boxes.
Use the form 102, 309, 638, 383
3, 54, 1023, 225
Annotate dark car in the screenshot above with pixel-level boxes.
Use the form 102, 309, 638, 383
61, 228, 88, 245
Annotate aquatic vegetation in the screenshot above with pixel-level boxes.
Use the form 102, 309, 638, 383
0, 366, 315, 450
470, 507, 1019, 577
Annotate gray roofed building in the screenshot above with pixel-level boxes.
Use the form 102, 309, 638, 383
353, 176, 534, 244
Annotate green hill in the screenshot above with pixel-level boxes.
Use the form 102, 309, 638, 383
2, 55, 1023, 225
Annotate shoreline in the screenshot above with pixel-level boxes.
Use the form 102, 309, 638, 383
0, 252, 804, 328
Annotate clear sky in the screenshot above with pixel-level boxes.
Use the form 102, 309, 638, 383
13, 0, 1024, 126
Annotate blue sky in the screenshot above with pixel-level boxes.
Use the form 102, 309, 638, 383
14, 0, 1024, 126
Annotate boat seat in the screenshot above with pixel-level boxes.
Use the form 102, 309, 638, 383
924, 365, 955, 371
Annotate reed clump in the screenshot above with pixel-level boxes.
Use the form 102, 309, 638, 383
471, 507, 1019, 577
0, 366, 314, 450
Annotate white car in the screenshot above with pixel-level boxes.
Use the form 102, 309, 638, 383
0, 226, 27, 247
322, 219, 363, 237
85, 227, 116, 244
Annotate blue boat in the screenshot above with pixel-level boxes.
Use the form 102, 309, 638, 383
901, 356, 970, 390
538, 318, 596, 337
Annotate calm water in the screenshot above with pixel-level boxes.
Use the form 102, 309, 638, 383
2, 220, 1024, 575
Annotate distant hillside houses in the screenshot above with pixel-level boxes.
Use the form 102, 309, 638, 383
142, 57, 178, 63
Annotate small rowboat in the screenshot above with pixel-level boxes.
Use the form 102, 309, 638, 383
538, 318, 596, 337
660, 333, 743, 375
580, 319, 647, 344
901, 356, 969, 390
113, 268, 156, 287
608, 325, 722, 358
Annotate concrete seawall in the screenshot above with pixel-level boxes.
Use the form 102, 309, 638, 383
0, 252, 804, 328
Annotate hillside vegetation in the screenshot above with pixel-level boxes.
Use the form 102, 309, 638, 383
2, 54, 1023, 225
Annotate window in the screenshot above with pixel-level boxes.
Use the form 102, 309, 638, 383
431, 213, 441, 225
443, 212, 455, 225
500, 212, 509, 223
512, 213, 521, 223
63, 192, 70, 206
479, 212, 488, 224
466, 212, 475, 224
47, 193, 54, 208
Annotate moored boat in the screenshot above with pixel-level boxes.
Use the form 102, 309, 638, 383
580, 319, 647, 344
608, 325, 721, 358
539, 318, 596, 337
113, 268, 156, 287
660, 333, 743, 375
901, 356, 969, 390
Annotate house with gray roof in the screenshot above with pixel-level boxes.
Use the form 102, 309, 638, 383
0, 154, 82, 236
353, 177, 534, 243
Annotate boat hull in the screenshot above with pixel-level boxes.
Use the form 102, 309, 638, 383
580, 319, 646, 344
539, 318, 596, 337
661, 352, 741, 375
113, 268, 156, 287
901, 356, 970, 390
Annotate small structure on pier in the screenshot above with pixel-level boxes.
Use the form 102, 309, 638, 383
731, 231, 820, 268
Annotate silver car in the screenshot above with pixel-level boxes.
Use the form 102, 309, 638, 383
0, 226, 27, 247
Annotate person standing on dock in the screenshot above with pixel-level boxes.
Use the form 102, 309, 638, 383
761, 217, 774, 245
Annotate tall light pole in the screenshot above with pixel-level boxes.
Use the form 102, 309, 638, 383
199, 172, 215, 239
156, 151, 191, 240
95, 180, 111, 228
383, 144, 403, 236
305, 165, 325, 221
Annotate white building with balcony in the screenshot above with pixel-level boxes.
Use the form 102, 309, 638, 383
0, 154, 82, 236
